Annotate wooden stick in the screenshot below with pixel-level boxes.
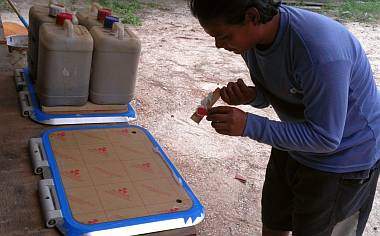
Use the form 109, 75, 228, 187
5, 0, 29, 29
191, 88, 221, 124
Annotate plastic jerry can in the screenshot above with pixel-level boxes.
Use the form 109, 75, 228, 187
76, 2, 108, 30
28, 5, 55, 81
89, 22, 141, 105
36, 19, 93, 107
28, 3, 65, 81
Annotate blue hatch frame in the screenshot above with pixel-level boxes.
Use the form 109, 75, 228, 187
41, 124, 205, 235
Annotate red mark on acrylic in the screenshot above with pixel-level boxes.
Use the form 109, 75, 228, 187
106, 187, 131, 200
168, 207, 180, 213
53, 131, 66, 141
63, 168, 82, 181
134, 162, 153, 173
70, 169, 80, 177
87, 219, 99, 224
97, 147, 108, 154
154, 207, 181, 214
121, 129, 129, 136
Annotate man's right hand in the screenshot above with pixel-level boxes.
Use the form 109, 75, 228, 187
220, 79, 256, 105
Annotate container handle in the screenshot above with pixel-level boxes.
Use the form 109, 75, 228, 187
64, 19, 74, 38
71, 14, 78, 25
91, 2, 102, 13
112, 22, 124, 40
48, 0, 57, 6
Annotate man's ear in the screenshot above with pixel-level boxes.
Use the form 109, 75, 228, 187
245, 7, 260, 25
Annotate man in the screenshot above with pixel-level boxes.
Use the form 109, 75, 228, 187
189, 0, 380, 235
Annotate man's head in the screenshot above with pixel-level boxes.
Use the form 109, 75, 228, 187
189, 0, 281, 54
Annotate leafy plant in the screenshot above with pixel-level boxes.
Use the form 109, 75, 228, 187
335, 0, 380, 22
0, 0, 12, 11
284, 0, 380, 22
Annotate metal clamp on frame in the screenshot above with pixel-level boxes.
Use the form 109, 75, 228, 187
14, 68, 26, 91
38, 179, 63, 228
18, 90, 33, 117
29, 138, 50, 175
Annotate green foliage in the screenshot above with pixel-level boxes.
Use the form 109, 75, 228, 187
0, 0, 12, 11
335, 0, 380, 22
285, 0, 380, 22
96, 0, 142, 25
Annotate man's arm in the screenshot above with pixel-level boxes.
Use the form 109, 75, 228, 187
243, 60, 351, 153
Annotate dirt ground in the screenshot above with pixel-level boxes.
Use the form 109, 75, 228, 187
1, 0, 379, 235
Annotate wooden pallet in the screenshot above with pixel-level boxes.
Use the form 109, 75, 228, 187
41, 102, 129, 114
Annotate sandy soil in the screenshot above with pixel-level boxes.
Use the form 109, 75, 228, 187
1, 0, 379, 235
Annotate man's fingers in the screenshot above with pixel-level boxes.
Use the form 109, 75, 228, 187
237, 79, 250, 94
206, 114, 226, 123
207, 106, 231, 115
226, 82, 238, 102
231, 82, 244, 100
220, 87, 231, 104
211, 120, 230, 135
220, 79, 253, 105
210, 121, 227, 129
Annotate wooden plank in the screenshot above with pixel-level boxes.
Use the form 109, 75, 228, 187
0, 71, 54, 235
41, 102, 129, 114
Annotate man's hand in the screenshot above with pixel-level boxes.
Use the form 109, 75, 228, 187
206, 106, 247, 136
220, 79, 256, 105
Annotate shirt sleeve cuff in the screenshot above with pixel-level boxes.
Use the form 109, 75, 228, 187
247, 89, 269, 108
242, 113, 268, 140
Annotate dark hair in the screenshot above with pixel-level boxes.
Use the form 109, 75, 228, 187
189, 0, 281, 25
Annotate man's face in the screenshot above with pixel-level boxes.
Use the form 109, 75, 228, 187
200, 19, 260, 54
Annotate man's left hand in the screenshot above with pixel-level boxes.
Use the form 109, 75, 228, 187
206, 106, 247, 136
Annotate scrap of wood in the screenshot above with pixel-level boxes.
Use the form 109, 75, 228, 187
42, 102, 129, 114
234, 173, 247, 184
190, 88, 220, 124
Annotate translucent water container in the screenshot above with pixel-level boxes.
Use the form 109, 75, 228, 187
28, 2, 65, 81
76, 2, 109, 30
36, 19, 94, 106
89, 21, 141, 105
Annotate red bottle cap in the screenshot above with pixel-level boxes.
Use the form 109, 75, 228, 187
56, 12, 73, 26
196, 106, 208, 116
97, 8, 112, 22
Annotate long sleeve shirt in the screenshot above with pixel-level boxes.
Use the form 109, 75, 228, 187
242, 5, 380, 173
